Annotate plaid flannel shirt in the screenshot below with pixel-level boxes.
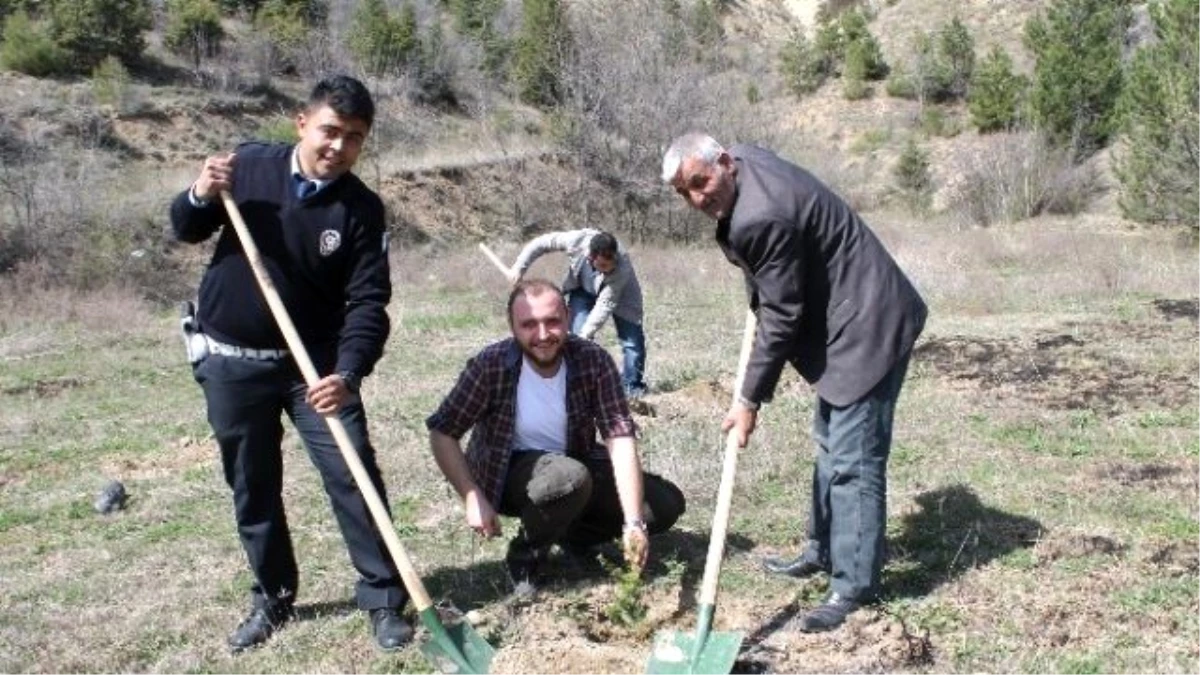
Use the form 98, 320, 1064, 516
425, 335, 638, 507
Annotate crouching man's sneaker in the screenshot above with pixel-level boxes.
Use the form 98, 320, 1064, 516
797, 592, 862, 633
370, 608, 414, 651
228, 602, 292, 652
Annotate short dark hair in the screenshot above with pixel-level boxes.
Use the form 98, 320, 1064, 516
308, 75, 375, 128
588, 231, 619, 259
507, 278, 566, 324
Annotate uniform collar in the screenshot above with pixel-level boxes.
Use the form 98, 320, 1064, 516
291, 147, 332, 191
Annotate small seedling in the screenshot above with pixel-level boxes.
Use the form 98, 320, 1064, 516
602, 559, 647, 628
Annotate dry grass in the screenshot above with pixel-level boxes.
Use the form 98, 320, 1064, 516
0, 209, 1196, 673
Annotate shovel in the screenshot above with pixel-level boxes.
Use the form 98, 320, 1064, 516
646, 309, 757, 675
477, 242, 514, 281
220, 192, 494, 674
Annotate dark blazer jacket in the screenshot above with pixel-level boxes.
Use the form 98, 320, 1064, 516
718, 144, 927, 407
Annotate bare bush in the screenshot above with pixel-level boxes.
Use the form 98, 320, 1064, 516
554, 0, 784, 244
946, 132, 1106, 227
0, 133, 190, 303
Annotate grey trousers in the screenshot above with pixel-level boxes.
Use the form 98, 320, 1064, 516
498, 451, 685, 560
806, 353, 911, 602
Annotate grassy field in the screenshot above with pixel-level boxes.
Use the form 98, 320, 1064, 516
0, 213, 1196, 674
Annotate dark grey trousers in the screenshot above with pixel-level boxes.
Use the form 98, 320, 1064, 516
498, 451, 686, 560
807, 353, 911, 602
194, 354, 407, 612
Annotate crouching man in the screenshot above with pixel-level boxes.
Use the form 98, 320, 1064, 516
426, 279, 685, 595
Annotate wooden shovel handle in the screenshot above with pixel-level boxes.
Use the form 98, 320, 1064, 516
220, 191, 435, 612
697, 309, 758, 607
477, 243, 512, 278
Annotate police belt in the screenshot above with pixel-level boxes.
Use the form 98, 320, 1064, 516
204, 335, 291, 361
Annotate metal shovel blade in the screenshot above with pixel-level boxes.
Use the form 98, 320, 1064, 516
416, 607, 495, 674
646, 628, 743, 674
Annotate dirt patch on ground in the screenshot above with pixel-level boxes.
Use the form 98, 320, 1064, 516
1092, 461, 1184, 487
1145, 542, 1200, 577
1, 376, 86, 398
1034, 532, 1123, 563
1151, 297, 1199, 321
477, 578, 933, 674
646, 379, 732, 421
99, 435, 214, 481
913, 305, 1198, 415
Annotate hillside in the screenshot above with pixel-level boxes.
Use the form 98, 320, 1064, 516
0, 0, 1070, 253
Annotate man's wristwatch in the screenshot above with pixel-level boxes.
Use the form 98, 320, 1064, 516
623, 519, 647, 533
338, 370, 361, 394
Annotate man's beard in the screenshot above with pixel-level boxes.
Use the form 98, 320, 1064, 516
521, 338, 563, 371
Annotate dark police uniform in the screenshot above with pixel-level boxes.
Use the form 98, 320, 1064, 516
170, 142, 406, 615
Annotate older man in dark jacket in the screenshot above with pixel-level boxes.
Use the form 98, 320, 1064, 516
661, 133, 927, 632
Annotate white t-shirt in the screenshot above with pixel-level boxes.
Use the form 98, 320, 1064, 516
512, 357, 568, 454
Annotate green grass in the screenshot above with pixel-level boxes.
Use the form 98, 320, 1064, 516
0, 236, 1196, 673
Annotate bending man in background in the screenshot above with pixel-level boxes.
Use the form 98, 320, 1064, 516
170, 75, 411, 653
662, 133, 927, 632
426, 279, 684, 597
506, 229, 648, 398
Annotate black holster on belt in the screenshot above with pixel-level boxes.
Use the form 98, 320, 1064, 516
179, 300, 208, 364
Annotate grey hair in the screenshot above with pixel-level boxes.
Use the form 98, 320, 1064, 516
661, 133, 725, 183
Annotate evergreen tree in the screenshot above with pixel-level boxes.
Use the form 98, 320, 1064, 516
46, 0, 152, 71
939, 16, 975, 99
512, 0, 571, 108
779, 28, 827, 97
893, 138, 933, 212
0, 9, 67, 76
1114, 0, 1198, 227
690, 0, 724, 48
348, 0, 417, 76
968, 46, 1028, 132
164, 0, 225, 70
1024, 0, 1130, 155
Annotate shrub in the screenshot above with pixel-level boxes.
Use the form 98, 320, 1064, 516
884, 61, 918, 99
809, 7, 886, 80
513, 0, 572, 108
689, 0, 724, 48
939, 16, 975, 99
45, 0, 153, 72
1024, 0, 1131, 156
253, 0, 310, 74
779, 28, 829, 97
408, 21, 459, 109
968, 46, 1028, 133
948, 133, 1103, 226
91, 56, 131, 109
1114, 0, 1198, 228
839, 9, 887, 79
164, 0, 225, 70
842, 37, 876, 99
347, 0, 418, 76
256, 115, 295, 143
893, 138, 933, 211
0, 10, 68, 77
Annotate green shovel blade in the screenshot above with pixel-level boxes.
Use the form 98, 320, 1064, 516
645, 629, 744, 675
416, 607, 495, 674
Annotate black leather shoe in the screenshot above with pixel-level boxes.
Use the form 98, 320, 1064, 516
762, 553, 830, 578
228, 603, 291, 652
798, 592, 861, 633
370, 608, 414, 651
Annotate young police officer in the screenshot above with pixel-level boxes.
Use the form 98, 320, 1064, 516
170, 75, 410, 653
